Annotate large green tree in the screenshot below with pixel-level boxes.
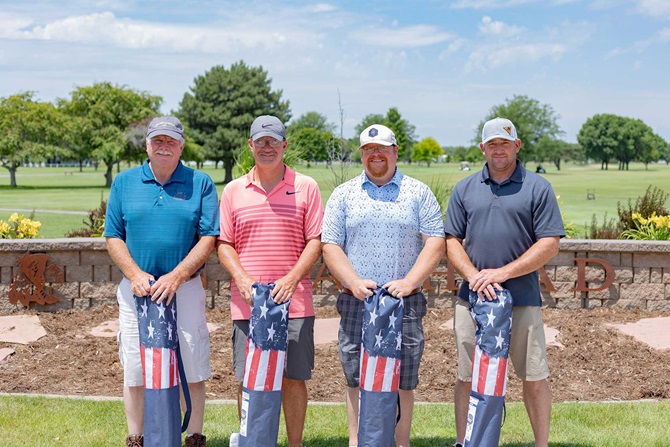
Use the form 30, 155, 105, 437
535, 137, 584, 171
578, 114, 666, 170
355, 108, 417, 160
59, 82, 161, 186
178, 61, 291, 183
478, 95, 562, 163
411, 137, 443, 167
287, 111, 335, 133
0, 92, 71, 187
287, 112, 335, 164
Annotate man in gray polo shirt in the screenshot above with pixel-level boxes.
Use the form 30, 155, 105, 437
444, 117, 565, 447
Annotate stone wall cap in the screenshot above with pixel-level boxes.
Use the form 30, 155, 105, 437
560, 239, 670, 253
0, 238, 108, 252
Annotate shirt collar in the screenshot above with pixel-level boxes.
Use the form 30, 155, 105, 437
359, 167, 403, 188
141, 159, 186, 185
245, 164, 295, 188
480, 159, 525, 185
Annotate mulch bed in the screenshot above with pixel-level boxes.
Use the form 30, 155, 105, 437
1, 305, 669, 402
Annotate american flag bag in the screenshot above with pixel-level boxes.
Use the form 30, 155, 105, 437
464, 288, 513, 447
134, 283, 191, 447
358, 288, 403, 447
239, 282, 290, 447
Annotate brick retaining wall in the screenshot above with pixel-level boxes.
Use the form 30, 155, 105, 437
1, 238, 669, 311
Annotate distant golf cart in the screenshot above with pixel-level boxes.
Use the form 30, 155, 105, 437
460, 161, 471, 171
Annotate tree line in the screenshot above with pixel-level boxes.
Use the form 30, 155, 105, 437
1, 62, 668, 187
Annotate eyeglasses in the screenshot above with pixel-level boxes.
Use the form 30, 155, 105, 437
253, 138, 284, 148
361, 145, 394, 154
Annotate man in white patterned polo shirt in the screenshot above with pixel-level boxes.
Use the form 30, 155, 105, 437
321, 124, 445, 447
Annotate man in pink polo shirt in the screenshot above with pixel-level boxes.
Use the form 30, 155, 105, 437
217, 115, 323, 447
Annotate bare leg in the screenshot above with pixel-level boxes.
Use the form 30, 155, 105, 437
523, 379, 551, 447
181, 380, 206, 434
346, 386, 360, 446
282, 378, 308, 447
454, 379, 471, 444
395, 389, 414, 447
123, 386, 144, 435
237, 382, 243, 420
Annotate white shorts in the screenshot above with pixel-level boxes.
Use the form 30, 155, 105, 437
117, 276, 211, 387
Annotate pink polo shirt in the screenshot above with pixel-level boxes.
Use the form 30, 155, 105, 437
219, 165, 324, 320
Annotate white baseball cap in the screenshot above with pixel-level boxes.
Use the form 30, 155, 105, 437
481, 117, 518, 144
359, 124, 397, 149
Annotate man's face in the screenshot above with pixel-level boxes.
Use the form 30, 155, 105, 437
248, 136, 287, 168
480, 137, 520, 176
361, 143, 398, 184
146, 135, 184, 169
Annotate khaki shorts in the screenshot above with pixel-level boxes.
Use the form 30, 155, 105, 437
454, 299, 549, 382
117, 277, 211, 387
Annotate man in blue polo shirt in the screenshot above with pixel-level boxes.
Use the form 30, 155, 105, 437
104, 116, 219, 447
444, 117, 565, 447
322, 124, 445, 447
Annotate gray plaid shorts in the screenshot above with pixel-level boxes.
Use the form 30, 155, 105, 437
336, 291, 427, 390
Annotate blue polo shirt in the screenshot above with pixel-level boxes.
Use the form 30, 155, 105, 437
104, 160, 220, 278
444, 161, 565, 306
321, 168, 444, 287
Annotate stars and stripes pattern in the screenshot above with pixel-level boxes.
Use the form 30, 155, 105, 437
134, 281, 185, 447
243, 283, 290, 391
358, 288, 404, 447
239, 282, 289, 447
136, 294, 179, 390
469, 289, 513, 397
360, 288, 403, 392
464, 288, 514, 447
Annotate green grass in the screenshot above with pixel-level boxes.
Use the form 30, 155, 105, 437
1, 162, 668, 238
1, 395, 669, 446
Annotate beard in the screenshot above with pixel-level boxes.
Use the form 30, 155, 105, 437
365, 157, 390, 179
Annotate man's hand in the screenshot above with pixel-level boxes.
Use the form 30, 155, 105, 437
129, 272, 155, 298
271, 275, 299, 304
150, 270, 188, 305
235, 274, 256, 306
347, 278, 377, 301
468, 268, 507, 301
383, 278, 418, 299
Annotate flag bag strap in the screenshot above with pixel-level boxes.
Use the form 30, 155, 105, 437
177, 342, 191, 432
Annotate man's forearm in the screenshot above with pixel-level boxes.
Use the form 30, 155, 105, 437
106, 237, 144, 281
445, 235, 478, 283
171, 235, 216, 282
322, 243, 360, 287
284, 238, 322, 283
403, 236, 445, 288
499, 236, 560, 280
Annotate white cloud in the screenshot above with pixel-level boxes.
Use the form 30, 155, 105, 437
0, 12, 323, 53
466, 42, 566, 71
349, 24, 454, 48
451, 0, 535, 9
438, 38, 466, 60
635, 0, 670, 18
479, 16, 524, 36
309, 3, 338, 13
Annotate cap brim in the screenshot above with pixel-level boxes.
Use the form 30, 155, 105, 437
148, 129, 183, 140
359, 140, 395, 150
482, 134, 516, 144
252, 131, 284, 141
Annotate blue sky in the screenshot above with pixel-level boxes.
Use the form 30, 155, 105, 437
1, 0, 669, 147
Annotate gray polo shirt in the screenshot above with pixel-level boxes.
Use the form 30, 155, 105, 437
444, 161, 565, 306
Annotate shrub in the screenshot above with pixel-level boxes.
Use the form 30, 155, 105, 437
0, 212, 41, 239
66, 195, 106, 237
585, 185, 669, 239
620, 213, 670, 241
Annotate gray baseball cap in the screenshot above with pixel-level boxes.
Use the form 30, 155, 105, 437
250, 115, 286, 141
147, 116, 185, 140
